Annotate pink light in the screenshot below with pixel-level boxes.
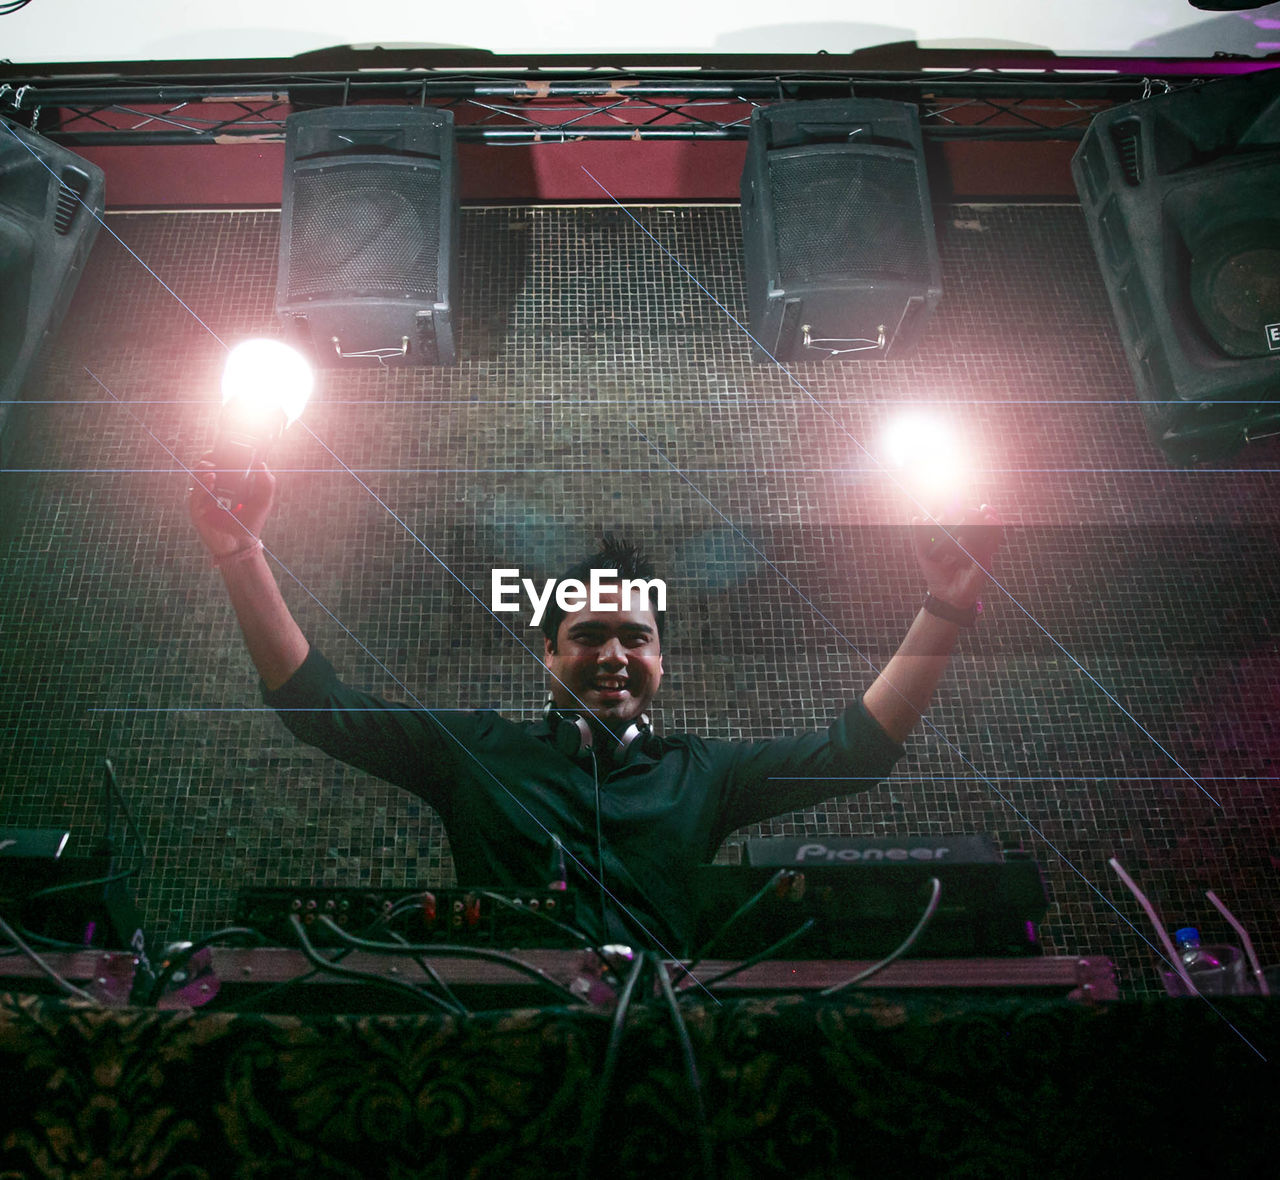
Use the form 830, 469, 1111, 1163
879, 411, 971, 502
221, 339, 314, 429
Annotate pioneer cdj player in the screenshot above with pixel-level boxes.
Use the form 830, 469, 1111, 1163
693, 835, 1049, 959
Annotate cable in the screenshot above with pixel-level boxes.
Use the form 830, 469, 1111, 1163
590, 747, 611, 944
576, 951, 648, 1180
3, 925, 97, 952
819, 878, 943, 997
379, 929, 470, 1016
370, 889, 593, 956
581, 953, 716, 1175
681, 868, 793, 974
0, 1, 35, 14
316, 905, 469, 1014
689, 918, 817, 991
144, 925, 270, 1006
102, 758, 151, 871
469, 890, 594, 949
656, 957, 715, 1178
287, 916, 460, 1014
218, 966, 329, 1013
20, 866, 140, 901
359, 891, 446, 940
311, 916, 586, 1007
0, 914, 98, 1003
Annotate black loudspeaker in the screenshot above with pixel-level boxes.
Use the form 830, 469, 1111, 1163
276, 106, 459, 366
0, 120, 104, 466
1072, 70, 1280, 463
739, 98, 942, 363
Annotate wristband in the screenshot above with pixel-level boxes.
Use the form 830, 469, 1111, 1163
212, 538, 264, 569
923, 592, 981, 627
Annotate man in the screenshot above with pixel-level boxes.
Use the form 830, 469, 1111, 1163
189, 461, 1000, 952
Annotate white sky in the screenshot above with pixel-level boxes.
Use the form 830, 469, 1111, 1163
4, 1, 1280, 63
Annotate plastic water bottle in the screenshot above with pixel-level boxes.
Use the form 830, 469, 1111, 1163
1172, 927, 1249, 996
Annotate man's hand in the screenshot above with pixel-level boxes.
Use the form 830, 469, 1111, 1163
863, 503, 1004, 744
188, 456, 276, 560
186, 455, 308, 688
911, 503, 1003, 610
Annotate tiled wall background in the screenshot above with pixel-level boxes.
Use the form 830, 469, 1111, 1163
2, 201, 1277, 996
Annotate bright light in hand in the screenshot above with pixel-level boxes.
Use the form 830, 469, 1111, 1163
880, 412, 967, 498
221, 339, 314, 430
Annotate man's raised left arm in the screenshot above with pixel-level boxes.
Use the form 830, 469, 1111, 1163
862, 505, 1003, 745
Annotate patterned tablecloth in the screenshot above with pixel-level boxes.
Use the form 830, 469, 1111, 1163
1, 987, 1276, 1177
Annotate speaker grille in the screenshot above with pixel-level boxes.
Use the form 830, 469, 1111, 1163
768, 150, 931, 287
1189, 221, 1280, 358
285, 162, 442, 301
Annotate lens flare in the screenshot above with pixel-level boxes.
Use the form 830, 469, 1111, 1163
879, 412, 968, 499
220, 339, 313, 429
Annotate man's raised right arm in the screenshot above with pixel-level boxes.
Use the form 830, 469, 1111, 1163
188, 457, 461, 799
188, 458, 308, 691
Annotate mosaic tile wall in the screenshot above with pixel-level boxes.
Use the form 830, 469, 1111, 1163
2, 202, 1277, 998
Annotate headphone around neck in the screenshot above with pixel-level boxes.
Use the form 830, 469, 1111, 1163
543, 694, 653, 760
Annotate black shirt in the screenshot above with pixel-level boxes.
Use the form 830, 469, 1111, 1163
263, 647, 904, 952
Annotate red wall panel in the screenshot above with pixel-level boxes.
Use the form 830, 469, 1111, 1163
80, 136, 1077, 209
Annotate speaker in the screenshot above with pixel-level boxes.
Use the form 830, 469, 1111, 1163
739, 98, 942, 364
0, 119, 104, 467
276, 106, 460, 366
1072, 70, 1280, 463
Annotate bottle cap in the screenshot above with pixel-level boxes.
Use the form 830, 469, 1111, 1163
1174, 927, 1200, 943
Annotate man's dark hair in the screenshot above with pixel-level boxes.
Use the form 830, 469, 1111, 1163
540, 534, 666, 651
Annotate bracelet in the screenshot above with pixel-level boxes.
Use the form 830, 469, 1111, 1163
211, 539, 264, 569
922, 592, 981, 627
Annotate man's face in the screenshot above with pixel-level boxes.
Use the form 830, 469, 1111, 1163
543, 586, 663, 733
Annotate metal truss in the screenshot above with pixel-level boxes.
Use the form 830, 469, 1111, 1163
1, 55, 1272, 148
